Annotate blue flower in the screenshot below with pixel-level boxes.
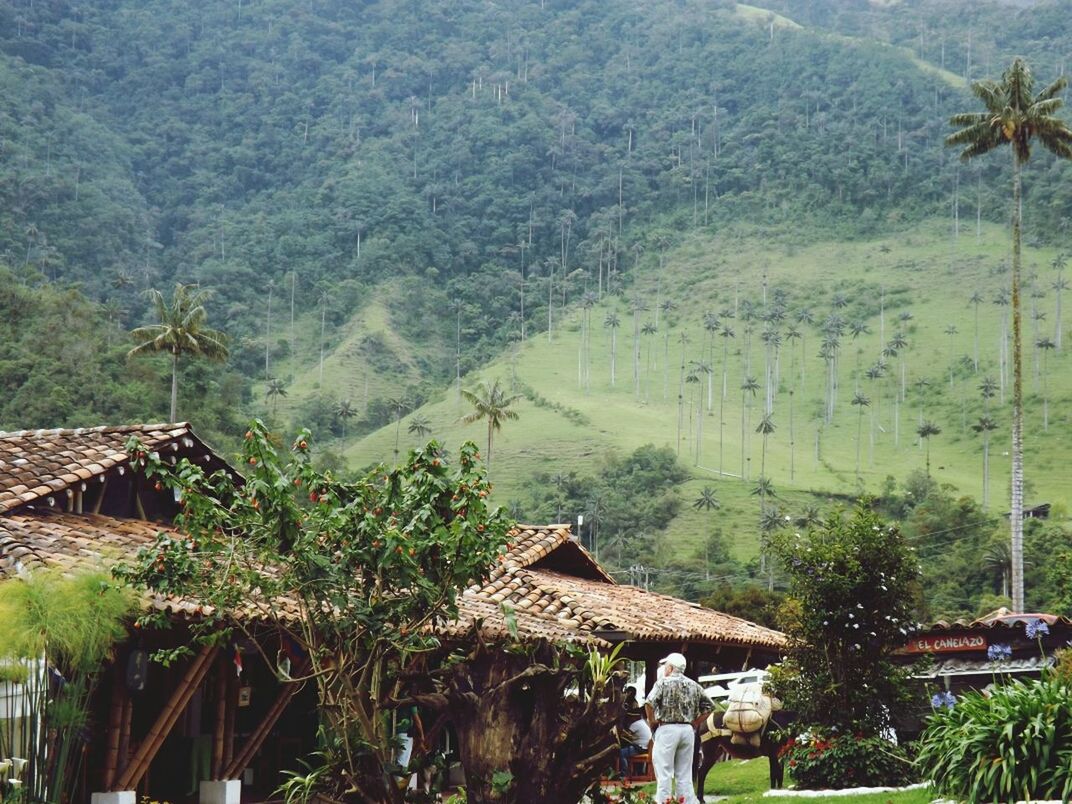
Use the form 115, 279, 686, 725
930, 691, 956, 709
987, 643, 1012, 662
1025, 619, 1050, 639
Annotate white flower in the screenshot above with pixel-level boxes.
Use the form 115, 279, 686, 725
853, 624, 860, 629
857, 603, 864, 609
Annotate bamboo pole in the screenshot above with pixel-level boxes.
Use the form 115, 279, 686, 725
102, 665, 127, 789
113, 644, 218, 791
211, 655, 228, 779
116, 691, 133, 780
222, 668, 306, 779
222, 667, 237, 771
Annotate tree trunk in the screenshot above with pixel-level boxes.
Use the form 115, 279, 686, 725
170, 352, 179, 422
447, 647, 621, 804
1010, 152, 1025, 613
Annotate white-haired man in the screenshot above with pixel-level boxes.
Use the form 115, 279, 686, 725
644, 652, 714, 804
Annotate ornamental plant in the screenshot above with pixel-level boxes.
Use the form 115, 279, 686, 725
916, 620, 1072, 801
0, 569, 135, 802
118, 421, 511, 804
779, 734, 916, 789
769, 504, 922, 787
916, 675, 1072, 801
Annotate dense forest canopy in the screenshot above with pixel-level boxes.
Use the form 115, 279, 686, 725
4, 0, 1072, 617
5, 0, 1072, 359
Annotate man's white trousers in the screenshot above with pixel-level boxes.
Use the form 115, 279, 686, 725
652, 723, 698, 804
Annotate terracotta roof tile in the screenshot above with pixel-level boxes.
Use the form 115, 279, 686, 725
0, 514, 784, 650
0, 423, 228, 514
470, 564, 785, 649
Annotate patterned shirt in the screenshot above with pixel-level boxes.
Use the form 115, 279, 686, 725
645, 673, 714, 724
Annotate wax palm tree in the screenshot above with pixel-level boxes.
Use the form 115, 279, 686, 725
948, 57, 1072, 612
460, 378, 522, 471
265, 377, 287, 415
718, 326, 736, 476
335, 399, 356, 438
1037, 336, 1056, 429
979, 375, 999, 414
758, 504, 786, 591
794, 308, 814, 391
916, 420, 942, 478
641, 321, 657, 399
972, 415, 999, 509
756, 413, 776, 481
1052, 253, 1068, 350
969, 290, 985, 370
795, 505, 823, 530
408, 414, 432, 441
944, 324, 959, 387
851, 391, 871, 484
128, 284, 229, 422
693, 486, 721, 511
740, 375, 760, 480
388, 396, 409, 459
604, 311, 621, 386
983, 540, 1013, 599
889, 331, 909, 401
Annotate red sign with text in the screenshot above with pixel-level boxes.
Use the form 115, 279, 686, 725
903, 633, 987, 654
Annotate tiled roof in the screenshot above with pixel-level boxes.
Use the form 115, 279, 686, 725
447, 595, 611, 647
0, 511, 207, 617
0, 423, 219, 514
472, 564, 785, 649
915, 655, 1055, 678
0, 513, 784, 650
501, 523, 615, 581
926, 607, 1072, 631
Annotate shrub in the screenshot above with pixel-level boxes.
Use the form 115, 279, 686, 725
780, 733, 917, 789
770, 504, 922, 736
916, 675, 1072, 801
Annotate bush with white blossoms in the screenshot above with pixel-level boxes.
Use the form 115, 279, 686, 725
769, 503, 924, 737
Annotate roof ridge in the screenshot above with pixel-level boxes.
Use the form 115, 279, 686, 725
0, 422, 188, 439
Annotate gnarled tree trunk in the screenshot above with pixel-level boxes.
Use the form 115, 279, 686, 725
446, 643, 622, 804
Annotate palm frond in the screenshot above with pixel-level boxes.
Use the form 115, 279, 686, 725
1034, 75, 1069, 103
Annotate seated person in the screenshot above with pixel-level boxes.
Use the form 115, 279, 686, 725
618, 714, 653, 775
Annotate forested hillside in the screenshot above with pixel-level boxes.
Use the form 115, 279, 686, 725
4, 0, 1072, 616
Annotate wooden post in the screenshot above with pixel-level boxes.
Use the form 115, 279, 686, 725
113, 644, 218, 791
211, 655, 228, 779
102, 663, 127, 789
223, 668, 307, 779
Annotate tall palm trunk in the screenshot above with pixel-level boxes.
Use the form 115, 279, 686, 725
1010, 152, 1025, 612
170, 352, 179, 422
487, 420, 494, 472
982, 431, 991, 509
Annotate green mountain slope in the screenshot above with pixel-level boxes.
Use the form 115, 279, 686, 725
341, 217, 1072, 564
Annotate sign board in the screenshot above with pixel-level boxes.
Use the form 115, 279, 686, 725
903, 633, 987, 654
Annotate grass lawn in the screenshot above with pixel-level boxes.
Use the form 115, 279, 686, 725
622, 758, 931, 804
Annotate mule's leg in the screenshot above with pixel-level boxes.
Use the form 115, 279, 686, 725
768, 747, 784, 789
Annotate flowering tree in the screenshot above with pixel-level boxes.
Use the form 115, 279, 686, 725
120, 421, 511, 804
770, 504, 922, 737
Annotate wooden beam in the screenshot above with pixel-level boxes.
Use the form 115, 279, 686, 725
223, 668, 307, 779
114, 643, 218, 791
92, 477, 108, 514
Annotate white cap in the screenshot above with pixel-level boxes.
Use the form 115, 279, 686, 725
658, 652, 687, 671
